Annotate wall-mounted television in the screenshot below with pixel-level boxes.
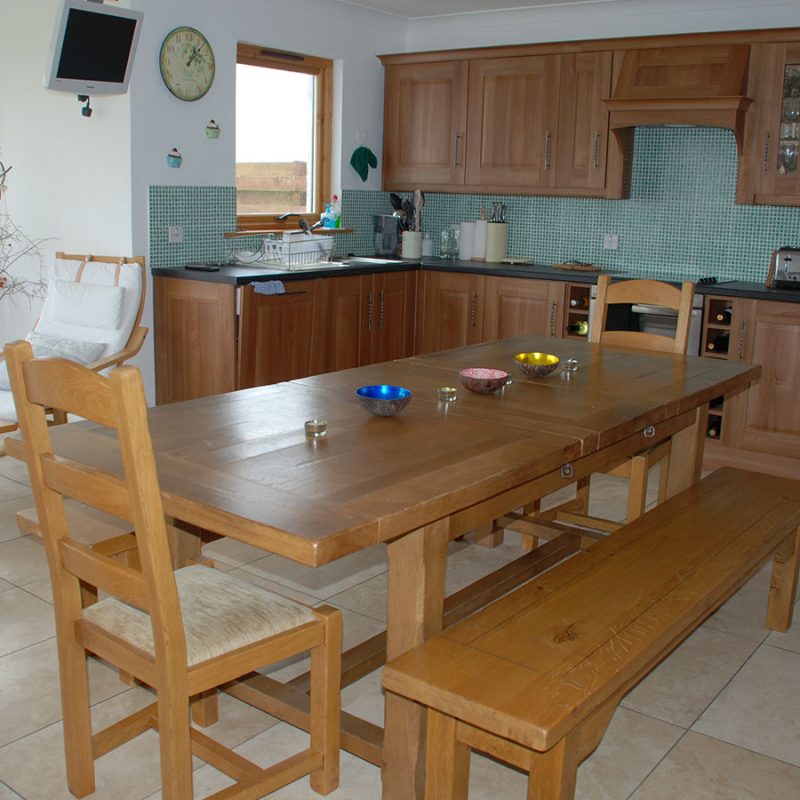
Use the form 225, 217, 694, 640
45, 1, 144, 95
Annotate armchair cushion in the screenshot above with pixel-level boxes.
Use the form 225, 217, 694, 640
50, 280, 124, 331
0, 333, 106, 392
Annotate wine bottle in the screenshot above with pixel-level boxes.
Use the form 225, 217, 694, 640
567, 320, 589, 336
706, 420, 720, 438
569, 295, 588, 309
706, 332, 729, 353
714, 307, 732, 324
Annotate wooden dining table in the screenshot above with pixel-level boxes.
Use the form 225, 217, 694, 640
8, 334, 760, 800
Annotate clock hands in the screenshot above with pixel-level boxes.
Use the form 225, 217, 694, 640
186, 42, 208, 68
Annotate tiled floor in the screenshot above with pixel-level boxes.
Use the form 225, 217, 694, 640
1, 454, 800, 799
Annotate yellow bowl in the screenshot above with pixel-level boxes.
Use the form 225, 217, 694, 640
514, 352, 560, 378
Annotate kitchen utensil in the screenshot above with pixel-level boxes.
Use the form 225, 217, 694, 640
413, 189, 424, 232
514, 352, 560, 378
298, 218, 311, 234
356, 384, 412, 416
402, 198, 415, 230
389, 192, 403, 211
459, 367, 509, 394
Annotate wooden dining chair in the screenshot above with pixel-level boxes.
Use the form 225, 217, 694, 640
4, 340, 342, 800
0, 252, 148, 454
496, 275, 696, 550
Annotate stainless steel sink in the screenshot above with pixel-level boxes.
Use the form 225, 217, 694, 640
337, 257, 405, 267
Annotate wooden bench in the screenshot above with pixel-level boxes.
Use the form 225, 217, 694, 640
382, 467, 800, 800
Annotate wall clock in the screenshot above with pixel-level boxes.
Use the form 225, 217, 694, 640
159, 27, 215, 101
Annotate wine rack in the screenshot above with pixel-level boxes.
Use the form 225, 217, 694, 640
564, 283, 591, 339
701, 297, 741, 443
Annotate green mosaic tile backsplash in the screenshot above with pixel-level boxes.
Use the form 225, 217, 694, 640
151, 128, 800, 282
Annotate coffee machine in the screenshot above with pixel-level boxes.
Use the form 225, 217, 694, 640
373, 214, 401, 257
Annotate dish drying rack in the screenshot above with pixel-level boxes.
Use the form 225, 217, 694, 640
229, 234, 335, 270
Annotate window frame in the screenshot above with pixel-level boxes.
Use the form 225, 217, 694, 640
235, 43, 332, 232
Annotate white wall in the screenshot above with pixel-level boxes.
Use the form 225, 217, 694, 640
0, 0, 132, 348
406, 0, 800, 50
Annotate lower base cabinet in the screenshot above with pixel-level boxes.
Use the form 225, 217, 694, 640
154, 272, 417, 404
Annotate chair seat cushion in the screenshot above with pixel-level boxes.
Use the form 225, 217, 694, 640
82, 565, 316, 667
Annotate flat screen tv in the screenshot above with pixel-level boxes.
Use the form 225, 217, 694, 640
45, 1, 144, 95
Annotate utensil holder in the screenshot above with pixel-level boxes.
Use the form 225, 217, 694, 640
402, 230, 422, 259
485, 223, 508, 263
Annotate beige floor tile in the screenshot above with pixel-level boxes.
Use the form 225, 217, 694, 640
0, 478, 30, 505
226, 568, 320, 607
0, 496, 32, 544
575, 707, 684, 800
703, 562, 774, 643
0, 639, 131, 748
0, 578, 15, 595
0, 782, 23, 800
15, 578, 52, 605
693, 644, 800, 766
239, 544, 388, 600
202, 537, 272, 569
0, 538, 49, 587
0, 688, 163, 800
0, 589, 54, 657
621, 626, 759, 727
329, 571, 388, 623
766, 588, 800, 654
342, 669, 385, 728
630, 731, 800, 799
199, 692, 281, 749
0, 456, 30, 484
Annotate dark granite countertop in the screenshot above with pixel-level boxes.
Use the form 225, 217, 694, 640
150, 259, 800, 303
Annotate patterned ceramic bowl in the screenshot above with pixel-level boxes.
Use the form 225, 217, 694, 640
356, 385, 412, 416
514, 352, 560, 378
459, 368, 510, 394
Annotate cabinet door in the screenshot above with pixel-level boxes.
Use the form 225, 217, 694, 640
730, 299, 800, 458
465, 55, 561, 188
383, 61, 469, 187
556, 52, 613, 191
421, 271, 485, 354
482, 276, 564, 341
238, 281, 318, 389
312, 275, 367, 375
369, 271, 417, 365
748, 43, 800, 205
154, 277, 236, 405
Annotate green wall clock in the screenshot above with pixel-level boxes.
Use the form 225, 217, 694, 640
159, 26, 215, 101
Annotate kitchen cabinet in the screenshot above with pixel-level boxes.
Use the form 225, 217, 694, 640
465, 55, 561, 189
238, 280, 319, 389
420, 271, 485, 353
738, 42, 800, 205
420, 271, 564, 353
363, 270, 418, 364
312, 275, 366, 375
154, 277, 237, 405
381, 49, 620, 196
483, 276, 564, 340
383, 60, 469, 187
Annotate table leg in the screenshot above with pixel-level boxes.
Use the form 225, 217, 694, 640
382, 518, 449, 800
664, 405, 708, 498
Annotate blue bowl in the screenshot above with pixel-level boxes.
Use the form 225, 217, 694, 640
356, 385, 412, 416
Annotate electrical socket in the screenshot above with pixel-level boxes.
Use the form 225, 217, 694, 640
168, 225, 184, 244
603, 233, 619, 250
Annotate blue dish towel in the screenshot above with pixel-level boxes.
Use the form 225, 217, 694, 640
252, 280, 285, 296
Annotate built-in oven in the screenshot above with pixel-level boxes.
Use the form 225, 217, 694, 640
589, 284, 704, 355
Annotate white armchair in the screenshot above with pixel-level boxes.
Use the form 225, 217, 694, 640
1, 252, 147, 450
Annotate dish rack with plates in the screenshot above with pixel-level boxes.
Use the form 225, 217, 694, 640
228, 234, 335, 270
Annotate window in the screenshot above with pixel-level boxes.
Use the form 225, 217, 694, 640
236, 44, 332, 231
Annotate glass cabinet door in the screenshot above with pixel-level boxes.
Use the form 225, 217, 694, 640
777, 62, 800, 177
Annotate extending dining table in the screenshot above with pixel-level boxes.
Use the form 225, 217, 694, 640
8, 334, 760, 800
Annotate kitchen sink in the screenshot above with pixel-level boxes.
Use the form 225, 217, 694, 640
337, 257, 405, 267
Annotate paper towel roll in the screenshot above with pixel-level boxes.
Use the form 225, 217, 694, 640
459, 222, 475, 261
472, 220, 487, 261
485, 223, 508, 263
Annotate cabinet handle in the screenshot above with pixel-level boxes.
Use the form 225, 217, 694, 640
593, 130, 601, 169
454, 133, 463, 168
544, 131, 552, 171
379, 290, 385, 329
763, 131, 771, 176
643, 425, 656, 439
549, 301, 557, 336
471, 292, 478, 328
738, 320, 746, 360
367, 291, 373, 333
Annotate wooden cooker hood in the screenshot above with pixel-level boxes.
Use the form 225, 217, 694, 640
606, 44, 752, 151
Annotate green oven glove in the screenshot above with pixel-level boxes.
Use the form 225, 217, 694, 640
350, 146, 378, 182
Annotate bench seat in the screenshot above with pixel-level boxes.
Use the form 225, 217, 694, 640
382, 467, 800, 799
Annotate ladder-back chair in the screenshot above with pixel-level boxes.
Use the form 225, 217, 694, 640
4, 340, 341, 800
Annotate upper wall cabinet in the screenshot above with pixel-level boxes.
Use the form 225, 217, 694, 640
383, 60, 469, 186
381, 50, 623, 198
738, 43, 800, 206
